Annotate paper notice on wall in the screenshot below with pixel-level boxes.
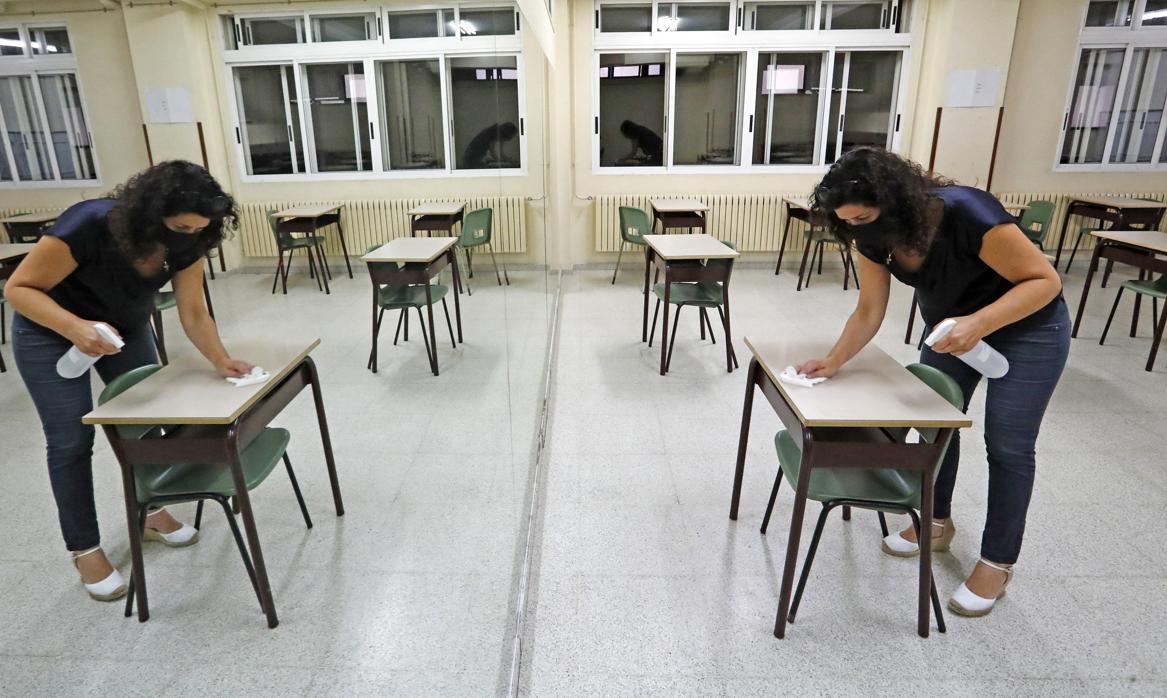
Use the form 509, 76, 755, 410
145, 87, 194, 123
944, 69, 1002, 108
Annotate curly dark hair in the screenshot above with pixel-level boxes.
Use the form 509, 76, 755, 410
809, 147, 952, 255
106, 160, 237, 261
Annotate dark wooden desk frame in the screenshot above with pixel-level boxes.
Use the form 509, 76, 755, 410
774, 200, 815, 275
1054, 199, 1166, 273
366, 247, 464, 376
730, 359, 955, 638
101, 356, 344, 629
1072, 237, 1167, 371
410, 210, 464, 237
277, 211, 352, 290
651, 207, 707, 234
641, 246, 735, 376
3, 218, 55, 244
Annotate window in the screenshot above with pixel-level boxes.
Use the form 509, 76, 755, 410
820, 1, 889, 30
0, 23, 97, 184
824, 51, 900, 162
1059, 4, 1167, 168
655, 3, 732, 32
673, 53, 741, 165
222, 5, 526, 179
598, 52, 667, 166
753, 52, 823, 164
600, 5, 653, 32
746, 2, 815, 30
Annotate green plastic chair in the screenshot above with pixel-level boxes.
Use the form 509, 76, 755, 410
760, 363, 964, 631
647, 239, 739, 372
268, 209, 328, 294
97, 364, 312, 620
149, 291, 177, 366
457, 208, 508, 294
1017, 200, 1055, 249
365, 245, 457, 373
1100, 273, 1167, 372
612, 206, 650, 285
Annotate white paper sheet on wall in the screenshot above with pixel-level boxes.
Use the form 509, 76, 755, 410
145, 87, 195, 123
944, 69, 1002, 108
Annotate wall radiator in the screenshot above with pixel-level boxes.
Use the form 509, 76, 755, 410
593, 192, 1167, 255
236, 197, 527, 258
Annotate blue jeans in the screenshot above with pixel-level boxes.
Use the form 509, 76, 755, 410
12, 314, 159, 552
920, 298, 1071, 565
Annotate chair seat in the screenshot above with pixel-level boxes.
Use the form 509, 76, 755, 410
281, 235, 326, 250
377, 282, 450, 309
1122, 278, 1167, 299
653, 282, 722, 307
775, 431, 921, 511
154, 291, 177, 311
134, 427, 291, 503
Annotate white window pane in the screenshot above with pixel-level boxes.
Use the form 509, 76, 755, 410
234, 65, 304, 175
600, 5, 653, 32
388, 10, 456, 38
599, 52, 666, 167
1142, 0, 1167, 25
753, 52, 823, 164
1061, 48, 1125, 164
38, 74, 94, 180
30, 27, 71, 55
0, 75, 54, 181
826, 51, 900, 162
0, 28, 23, 57
379, 60, 446, 170
304, 63, 371, 172
311, 14, 375, 42
1110, 49, 1167, 163
1084, 0, 1133, 26
822, 1, 888, 30
458, 8, 516, 36
747, 3, 814, 30
673, 53, 740, 165
242, 17, 303, 45
450, 56, 521, 169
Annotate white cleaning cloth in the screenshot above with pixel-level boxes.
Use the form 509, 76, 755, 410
225, 366, 271, 388
778, 366, 828, 388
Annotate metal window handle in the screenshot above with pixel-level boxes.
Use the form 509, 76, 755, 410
1140, 112, 1147, 129
748, 114, 753, 132
287, 124, 293, 142
369, 121, 375, 140
880, 7, 887, 27
838, 113, 845, 132
235, 127, 241, 144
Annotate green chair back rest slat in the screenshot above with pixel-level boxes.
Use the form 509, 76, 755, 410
618, 207, 651, 245
98, 364, 164, 440
459, 208, 493, 248
894, 364, 965, 450
268, 209, 301, 249
1017, 200, 1055, 246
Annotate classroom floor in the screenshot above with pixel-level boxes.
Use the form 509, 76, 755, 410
0, 260, 1164, 697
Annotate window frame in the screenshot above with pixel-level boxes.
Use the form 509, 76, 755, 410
218, 4, 528, 182
1057, 0, 1167, 171
0, 20, 100, 188
591, 0, 914, 175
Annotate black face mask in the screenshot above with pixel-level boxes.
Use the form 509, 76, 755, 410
157, 227, 202, 256
848, 216, 893, 248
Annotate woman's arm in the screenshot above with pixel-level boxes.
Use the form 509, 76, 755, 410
797, 253, 892, 378
929, 223, 1062, 355
5, 236, 122, 356
171, 260, 253, 377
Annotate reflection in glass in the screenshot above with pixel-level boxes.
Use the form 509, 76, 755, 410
600, 5, 653, 32
311, 14, 375, 42
753, 52, 823, 164
449, 56, 521, 169
1084, 0, 1133, 26
379, 60, 446, 170
1143, 0, 1167, 26
747, 2, 814, 30
304, 62, 371, 172
242, 17, 303, 45
0, 75, 54, 180
37, 73, 95, 180
821, 1, 887, 29
0, 29, 22, 57
673, 53, 740, 165
825, 51, 900, 163
458, 8, 517, 36
1061, 48, 1125, 164
599, 53, 666, 167
388, 10, 457, 38
233, 65, 305, 175
30, 27, 71, 55
1109, 48, 1167, 164
656, 3, 731, 31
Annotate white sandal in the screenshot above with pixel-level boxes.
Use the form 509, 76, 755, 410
143, 507, 199, 548
71, 547, 128, 602
881, 518, 954, 557
948, 558, 1014, 617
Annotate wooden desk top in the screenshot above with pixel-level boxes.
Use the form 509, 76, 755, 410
273, 204, 343, 219
644, 234, 738, 261
363, 237, 457, 263
1072, 195, 1165, 210
745, 337, 972, 429
409, 202, 466, 216
1090, 229, 1167, 255
83, 338, 320, 426
1, 210, 61, 224
650, 198, 710, 213
783, 196, 812, 210
0, 243, 35, 263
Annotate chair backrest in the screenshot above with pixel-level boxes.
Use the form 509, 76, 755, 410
460, 208, 493, 246
1017, 200, 1055, 245
901, 363, 964, 447
618, 207, 651, 244
266, 209, 290, 248
706, 239, 738, 282
98, 365, 164, 439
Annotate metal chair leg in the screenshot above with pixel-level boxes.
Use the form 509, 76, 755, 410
194, 500, 204, 530
908, 509, 946, 633
369, 308, 385, 373
796, 235, 814, 291
665, 305, 682, 372
612, 242, 626, 284
271, 250, 284, 294
488, 243, 508, 285
717, 305, 738, 369
788, 502, 835, 622
415, 307, 433, 368
283, 453, 313, 529
441, 298, 456, 349
878, 511, 889, 537
124, 504, 148, 618
1100, 287, 1124, 345
151, 308, 167, 365
215, 495, 262, 608
648, 298, 661, 347
1064, 229, 1088, 273
393, 309, 404, 346
760, 467, 782, 534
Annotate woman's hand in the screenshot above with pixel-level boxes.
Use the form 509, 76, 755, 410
67, 320, 122, 357
214, 358, 255, 378
795, 357, 841, 379
930, 315, 988, 356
